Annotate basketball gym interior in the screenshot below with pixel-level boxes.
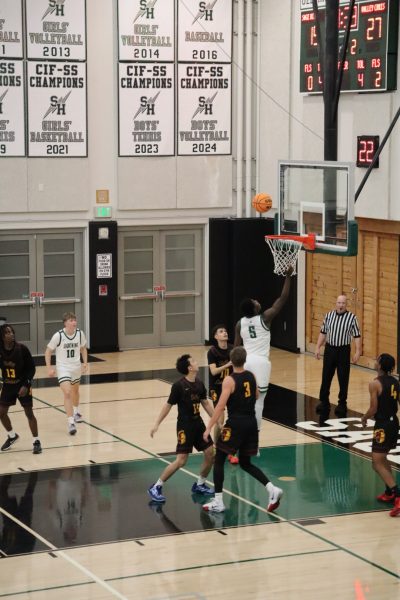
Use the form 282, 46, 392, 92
0, 1, 400, 599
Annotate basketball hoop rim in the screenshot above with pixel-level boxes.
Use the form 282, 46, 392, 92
265, 233, 316, 251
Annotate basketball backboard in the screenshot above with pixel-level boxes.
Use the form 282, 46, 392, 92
276, 160, 358, 256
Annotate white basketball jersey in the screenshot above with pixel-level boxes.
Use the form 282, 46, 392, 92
47, 328, 86, 369
240, 315, 271, 358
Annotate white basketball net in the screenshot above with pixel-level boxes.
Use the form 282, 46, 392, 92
266, 238, 302, 276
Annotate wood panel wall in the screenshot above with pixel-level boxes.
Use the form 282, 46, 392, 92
306, 218, 399, 369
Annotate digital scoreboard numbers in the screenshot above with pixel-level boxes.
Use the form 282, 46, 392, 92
300, 0, 399, 93
356, 134, 379, 167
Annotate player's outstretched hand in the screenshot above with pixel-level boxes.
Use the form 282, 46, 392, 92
285, 266, 294, 277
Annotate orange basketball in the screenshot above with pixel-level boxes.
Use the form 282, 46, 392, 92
252, 193, 273, 213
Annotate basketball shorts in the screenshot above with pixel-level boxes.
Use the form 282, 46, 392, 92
57, 365, 82, 385
216, 415, 258, 457
372, 417, 399, 453
245, 354, 271, 393
176, 419, 213, 454
0, 383, 33, 407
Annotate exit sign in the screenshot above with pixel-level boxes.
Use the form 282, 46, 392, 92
94, 206, 112, 218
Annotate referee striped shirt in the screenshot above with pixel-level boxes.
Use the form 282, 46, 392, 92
321, 310, 361, 346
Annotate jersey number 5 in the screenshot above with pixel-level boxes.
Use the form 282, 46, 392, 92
248, 325, 257, 339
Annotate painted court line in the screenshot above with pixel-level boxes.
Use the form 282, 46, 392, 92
0, 506, 128, 600
31, 391, 400, 581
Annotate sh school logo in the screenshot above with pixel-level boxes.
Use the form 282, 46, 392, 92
133, 91, 160, 118
43, 90, 71, 119
193, 0, 219, 25
134, 0, 158, 23
296, 417, 400, 465
42, 0, 66, 20
192, 92, 217, 118
0, 89, 8, 115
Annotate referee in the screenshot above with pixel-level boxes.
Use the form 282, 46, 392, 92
315, 294, 361, 417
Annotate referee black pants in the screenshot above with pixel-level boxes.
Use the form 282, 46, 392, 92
319, 344, 351, 407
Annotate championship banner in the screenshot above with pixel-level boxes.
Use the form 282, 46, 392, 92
27, 61, 87, 157
0, 60, 25, 156
0, 0, 23, 59
118, 0, 175, 62
119, 62, 174, 156
177, 62, 231, 155
26, 0, 87, 61
178, 0, 232, 63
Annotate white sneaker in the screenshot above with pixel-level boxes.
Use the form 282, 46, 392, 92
68, 423, 77, 436
203, 499, 226, 513
267, 484, 283, 512
74, 411, 83, 423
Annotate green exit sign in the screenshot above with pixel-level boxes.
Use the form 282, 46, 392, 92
94, 206, 112, 218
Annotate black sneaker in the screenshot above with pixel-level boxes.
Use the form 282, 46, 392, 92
316, 402, 330, 414
33, 440, 42, 454
1, 433, 19, 451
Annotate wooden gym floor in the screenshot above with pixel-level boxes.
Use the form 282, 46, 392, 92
0, 347, 399, 599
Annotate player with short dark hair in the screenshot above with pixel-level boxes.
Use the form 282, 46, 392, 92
148, 354, 215, 503
207, 325, 238, 464
202, 346, 282, 513
0, 324, 42, 454
361, 353, 400, 517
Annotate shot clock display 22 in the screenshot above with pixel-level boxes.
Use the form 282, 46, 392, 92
300, 0, 399, 93
357, 135, 379, 167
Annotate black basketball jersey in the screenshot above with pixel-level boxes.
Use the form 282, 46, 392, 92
226, 370, 257, 418
375, 374, 399, 420
168, 377, 207, 421
0, 342, 36, 387
207, 344, 233, 389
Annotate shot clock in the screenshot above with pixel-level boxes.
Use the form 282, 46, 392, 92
356, 135, 379, 167
300, 0, 399, 93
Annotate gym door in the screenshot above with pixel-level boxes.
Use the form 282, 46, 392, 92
119, 229, 203, 348
0, 232, 84, 355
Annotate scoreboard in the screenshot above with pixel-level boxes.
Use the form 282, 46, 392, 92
300, 0, 399, 93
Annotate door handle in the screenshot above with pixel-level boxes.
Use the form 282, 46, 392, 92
39, 298, 81, 306
120, 294, 157, 301
0, 300, 36, 308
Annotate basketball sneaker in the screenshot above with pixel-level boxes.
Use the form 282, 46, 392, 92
203, 499, 226, 513
191, 482, 214, 495
68, 423, 77, 436
389, 497, 400, 517
74, 411, 83, 423
1, 433, 19, 451
267, 483, 283, 512
377, 491, 395, 503
228, 454, 239, 464
148, 484, 166, 503
32, 440, 42, 455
